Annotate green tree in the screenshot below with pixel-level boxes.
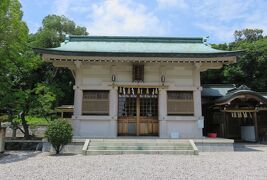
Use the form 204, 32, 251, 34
30, 15, 88, 105
0, 1, 59, 139
234, 28, 263, 42
0, 4, 88, 139
202, 29, 267, 92
0, 0, 36, 139
31, 15, 88, 48
224, 37, 267, 91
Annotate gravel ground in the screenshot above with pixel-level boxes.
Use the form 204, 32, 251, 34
0, 144, 267, 180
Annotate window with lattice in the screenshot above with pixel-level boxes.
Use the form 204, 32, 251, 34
167, 91, 194, 115
132, 64, 144, 82
82, 90, 109, 115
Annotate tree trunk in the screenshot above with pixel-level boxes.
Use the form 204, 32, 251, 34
21, 113, 31, 140
54, 145, 61, 154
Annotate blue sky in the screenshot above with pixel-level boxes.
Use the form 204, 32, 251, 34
20, 0, 267, 43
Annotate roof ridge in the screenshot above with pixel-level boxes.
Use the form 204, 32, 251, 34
203, 84, 236, 88
65, 35, 205, 43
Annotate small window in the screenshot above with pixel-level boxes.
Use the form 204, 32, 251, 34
167, 91, 194, 115
82, 90, 109, 115
132, 64, 144, 82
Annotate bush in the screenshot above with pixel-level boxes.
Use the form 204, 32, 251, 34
45, 120, 72, 154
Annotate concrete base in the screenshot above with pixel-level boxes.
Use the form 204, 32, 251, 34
42, 139, 84, 154
42, 137, 234, 154
194, 137, 234, 152
5, 139, 43, 151
0, 128, 6, 153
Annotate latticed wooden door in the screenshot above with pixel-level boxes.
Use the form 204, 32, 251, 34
118, 88, 159, 136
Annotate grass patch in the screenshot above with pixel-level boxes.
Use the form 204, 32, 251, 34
26, 116, 48, 126
3, 116, 49, 127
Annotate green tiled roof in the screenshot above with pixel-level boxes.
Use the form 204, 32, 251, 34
202, 84, 236, 97
34, 35, 242, 57
202, 84, 267, 104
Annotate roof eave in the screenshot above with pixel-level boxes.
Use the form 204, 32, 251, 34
215, 91, 267, 105
33, 48, 243, 58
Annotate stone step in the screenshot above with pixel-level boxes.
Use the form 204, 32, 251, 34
89, 142, 190, 147
90, 139, 188, 144
87, 145, 192, 151
86, 149, 196, 155
82, 139, 199, 155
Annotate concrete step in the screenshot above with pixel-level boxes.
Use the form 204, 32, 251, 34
87, 145, 192, 150
86, 149, 196, 155
89, 142, 190, 147
82, 139, 199, 155
90, 139, 188, 144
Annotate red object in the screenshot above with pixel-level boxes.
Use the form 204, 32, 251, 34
207, 133, 217, 138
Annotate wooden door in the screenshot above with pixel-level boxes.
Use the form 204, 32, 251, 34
118, 94, 137, 135
118, 88, 158, 136
139, 94, 158, 136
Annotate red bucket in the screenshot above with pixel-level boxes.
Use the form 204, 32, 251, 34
207, 133, 217, 138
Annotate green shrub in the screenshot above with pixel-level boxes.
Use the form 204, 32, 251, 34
45, 120, 72, 154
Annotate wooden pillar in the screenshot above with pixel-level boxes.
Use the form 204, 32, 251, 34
253, 112, 258, 141
225, 112, 228, 138
222, 111, 226, 138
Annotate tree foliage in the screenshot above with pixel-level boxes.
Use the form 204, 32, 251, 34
30, 14, 88, 105
234, 28, 263, 42
0, 2, 88, 139
30, 14, 88, 48
0, 0, 41, 139
202, 29, 267, 92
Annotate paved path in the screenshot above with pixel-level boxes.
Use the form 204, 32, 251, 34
0, 144, 267, 180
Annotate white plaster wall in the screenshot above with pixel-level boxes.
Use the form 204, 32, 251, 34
144, 64, 160, 82
82, 64, 110, 85
72, 63, 203, 139
165, 121, 202, 138
78, 120, 115, 138
114, 64, 132, 82
80, 63, 194, 87
165, 66, 193, 86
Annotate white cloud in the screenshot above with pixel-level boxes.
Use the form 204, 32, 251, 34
191, 0, 267, 42
51, 0, 167, 36
50, 0, 267, 42
86, 0, 166, 36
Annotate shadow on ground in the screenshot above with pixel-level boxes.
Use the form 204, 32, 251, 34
49, 153, 77, 157
234, 143, 267, 152
0, 151, 41, 164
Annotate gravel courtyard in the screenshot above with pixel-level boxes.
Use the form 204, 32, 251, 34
0, 144, 267, 180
